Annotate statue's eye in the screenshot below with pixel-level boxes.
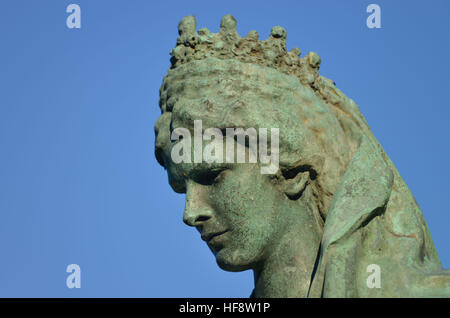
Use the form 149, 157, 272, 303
196, 168, 227, 186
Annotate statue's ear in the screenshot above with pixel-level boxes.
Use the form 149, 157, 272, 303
282, 168, 311, 200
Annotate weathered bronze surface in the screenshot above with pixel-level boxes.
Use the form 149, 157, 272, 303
154, 15, 450, 297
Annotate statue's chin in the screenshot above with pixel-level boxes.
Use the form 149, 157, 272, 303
216, 259, 250, 272
215, 249, 255, 272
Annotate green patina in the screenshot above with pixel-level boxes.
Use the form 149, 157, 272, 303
154, 15, 450, 297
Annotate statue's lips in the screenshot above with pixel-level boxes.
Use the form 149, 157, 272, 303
201, 230, 229, 243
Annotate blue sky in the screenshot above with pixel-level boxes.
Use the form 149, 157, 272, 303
0, 0, 449, 297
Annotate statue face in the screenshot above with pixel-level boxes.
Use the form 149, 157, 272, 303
156, 59, 330, 272
166, 159, 288, 272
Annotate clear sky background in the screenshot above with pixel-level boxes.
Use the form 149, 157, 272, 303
0, 0, 449, 297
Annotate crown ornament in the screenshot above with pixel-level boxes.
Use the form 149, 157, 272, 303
169, 15, 326, 87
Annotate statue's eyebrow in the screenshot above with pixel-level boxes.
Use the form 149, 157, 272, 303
187, 162, 230, 176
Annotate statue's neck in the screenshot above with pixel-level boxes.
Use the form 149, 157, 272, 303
252, 208, 322, 298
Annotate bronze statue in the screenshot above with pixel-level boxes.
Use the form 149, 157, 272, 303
154, 15, 450, 297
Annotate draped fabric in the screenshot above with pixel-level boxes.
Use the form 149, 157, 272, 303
308, 135, 450, 297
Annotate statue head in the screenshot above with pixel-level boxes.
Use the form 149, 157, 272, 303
154, 15, 449, 297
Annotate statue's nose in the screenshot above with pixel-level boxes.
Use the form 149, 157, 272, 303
183, 208, 212, 227
183, 182, 213, 227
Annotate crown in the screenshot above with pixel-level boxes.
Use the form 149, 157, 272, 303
169, 15, 325, 85
166, 15, 363, 127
